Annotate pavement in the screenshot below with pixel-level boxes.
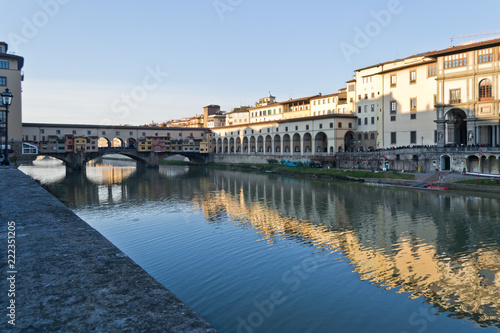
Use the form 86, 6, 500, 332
415, 171, 479, 183
0, 169, 218, 332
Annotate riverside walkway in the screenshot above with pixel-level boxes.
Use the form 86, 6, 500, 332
0, 168, 218, 332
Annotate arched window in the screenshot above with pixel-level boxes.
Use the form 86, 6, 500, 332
479, 79, 492, 101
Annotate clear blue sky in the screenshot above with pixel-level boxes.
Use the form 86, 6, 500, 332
2, 0, 500, 125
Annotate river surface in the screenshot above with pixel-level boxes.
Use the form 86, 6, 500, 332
20, 159, 500, 333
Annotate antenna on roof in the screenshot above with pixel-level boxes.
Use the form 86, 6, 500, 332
451, 30, 500, 46
289, 89, 293, 100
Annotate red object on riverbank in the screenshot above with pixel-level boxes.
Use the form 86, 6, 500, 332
426, 184, 448, 191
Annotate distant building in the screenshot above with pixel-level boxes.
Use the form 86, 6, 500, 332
0, 42, 24, 147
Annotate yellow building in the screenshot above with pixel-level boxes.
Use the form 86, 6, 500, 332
74, 136, 87, 152
138, 137, 152, 151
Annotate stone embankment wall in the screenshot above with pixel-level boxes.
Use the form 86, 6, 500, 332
0, 169, 218, 332
209, 148, 500, 175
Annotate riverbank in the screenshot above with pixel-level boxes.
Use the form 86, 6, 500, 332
0, 168, 218, 332
207, 163, 500, 194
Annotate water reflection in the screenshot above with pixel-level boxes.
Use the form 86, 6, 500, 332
191, 171, 500, 328
21, 164, 500, 330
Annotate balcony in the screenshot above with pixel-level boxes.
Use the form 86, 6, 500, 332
450, 98, 461, 104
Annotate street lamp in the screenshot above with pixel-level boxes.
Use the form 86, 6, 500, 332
1, 88, 13, 165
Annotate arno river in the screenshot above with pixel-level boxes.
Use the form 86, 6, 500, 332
20, 159, 500, 333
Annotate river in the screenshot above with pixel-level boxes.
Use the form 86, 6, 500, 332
20, 159, 500, 333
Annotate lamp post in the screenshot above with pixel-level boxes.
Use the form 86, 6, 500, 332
1, 88, 13, 165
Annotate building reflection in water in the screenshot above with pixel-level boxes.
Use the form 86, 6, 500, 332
192, 170, 500, 328
28, 163, 500, 329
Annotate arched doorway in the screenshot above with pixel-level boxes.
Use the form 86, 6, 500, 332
217, 138, 222, 153
283, 134, 291, 153
243, 137, 249, 153
274, 135, 281, 153
445, 109, 467, 146
440, 155, 451, 171
236, 137, 241, 153
229, 138, 235, 153
257, 136, 264, 153
250, 136, 256, 152
265, 135, 272, 153
303, 133, 312, 153
315, 132, 328, 153
293, 133, 301, 154
344, 131, 355, 152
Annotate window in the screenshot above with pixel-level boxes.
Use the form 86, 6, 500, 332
450, 89, 461, 103
371, 104, 374, 112
142, 132, 146, 136
0, 61, 8, 69
371, 117, 375, 124
0, 77, 6, 86
338, 122, 342, 128
349, 123, 352, 128
434, 94, 437, 106
319, 124, 323, 129
410, 114, 416, 120
391, 132, 396, 144
72, 130, 76, 134
371, 93, 375, 98
390, 101, 397, 113
358, 95, 361, 100
41, 129, 45, 134
56, 130, 60, 134
478, 49, 493, 63
410, 131, 417, 144
390, 74, 397, 87
330, 123, 334, 128
370, 133, 375, 140
116, 131, 120, 136
306, 125, 309, 130
358, 106, 361, 113
364, 133, 368, 140
410, 70, 416, 83
428, 64, 438, 77
391, 116, 396, 121
295, 126, 298, 131
410, 98, 417, 111
444, 54, 467, 68
479, 79, 492, 101
348, 84, 355, 91
364, 94, 368, 99
364, 118, 368, 125
434, 130, 438, 143
87, 131, 91, 135
358, 134, 362, 140
358, 119, 361, 125
285, 127, 288, 132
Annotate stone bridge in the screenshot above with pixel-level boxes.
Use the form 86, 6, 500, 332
41, 148, 208, 170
